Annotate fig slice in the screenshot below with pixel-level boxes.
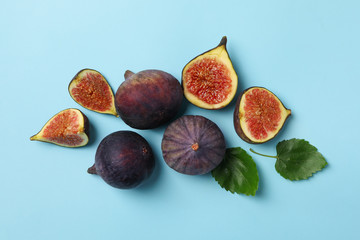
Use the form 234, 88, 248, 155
69, 69, 118, 116
161, 115, 226, 175
182, 36, 238, 109
234, 87, 291, 144
30, 108, 89, 147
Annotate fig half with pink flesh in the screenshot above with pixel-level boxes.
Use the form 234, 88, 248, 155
161, 115, 226, 175
69, 69, 118, 116
234, 87, 291, 144
30, 108, 89, 147
182, 36, 238, 109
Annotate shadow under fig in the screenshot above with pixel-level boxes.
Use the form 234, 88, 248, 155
86, 120, 99, 147
253, 162, 267, 198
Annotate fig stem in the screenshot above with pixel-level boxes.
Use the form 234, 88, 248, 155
87, 164, 97, 174
124, 70, 134, 80
250, 148, 277, 159
218, 36, 227, 47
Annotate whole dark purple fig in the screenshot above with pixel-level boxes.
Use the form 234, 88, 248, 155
89, 131, 155, 189
115, 69, 183, 129
161, 115, 226, 175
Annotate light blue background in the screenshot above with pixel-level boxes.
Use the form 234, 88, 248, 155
1, 0, 359, 239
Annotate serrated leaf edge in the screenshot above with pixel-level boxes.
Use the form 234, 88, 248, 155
212, 171, 258, 196
276, 159, 327, 181
211, 147, 259, 196
276, 138, 328, 181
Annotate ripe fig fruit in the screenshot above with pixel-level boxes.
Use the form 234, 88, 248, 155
234, 87, 291, 144
69, 69, 118, 116
161, 115, 226, 175
89, 131, 155, 189
30, 108, 89, 147
115, 69, 183, 129
182, 36, 238, 109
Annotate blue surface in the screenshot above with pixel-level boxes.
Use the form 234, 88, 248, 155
1, 1, 360, 239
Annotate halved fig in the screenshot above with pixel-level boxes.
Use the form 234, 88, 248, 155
234, 87, 291, 144
182, 36, 238, 109
69, 69, 118, 116
161, 115, 226, 175
30, 108, 89, 147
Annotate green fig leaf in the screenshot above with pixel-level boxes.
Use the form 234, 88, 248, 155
275, 139, 328, 180
211, 147, 259, 196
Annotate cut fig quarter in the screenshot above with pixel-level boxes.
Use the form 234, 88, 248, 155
30, 108, 89, 147
182, 36, 238, 109
233, 87, 291, 144
69, 69, 118, 117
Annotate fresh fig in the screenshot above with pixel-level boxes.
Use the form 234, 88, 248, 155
161, 115, 226, 175
182, 36, 238, 109
30, 108, 89, 147
234, 87, 291, 144
115, 69, 183, 129
69, 69, 118, 116
89, 131, 155, 189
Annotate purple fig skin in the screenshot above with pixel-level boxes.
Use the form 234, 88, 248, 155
161, 115, 226, 175
94, 131, 155, 189
115, 70, 183, 129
